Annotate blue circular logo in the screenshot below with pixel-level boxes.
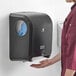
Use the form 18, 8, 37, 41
16, 20, 27, 37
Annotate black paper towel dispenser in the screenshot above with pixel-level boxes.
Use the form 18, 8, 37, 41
9, 12, 53, 61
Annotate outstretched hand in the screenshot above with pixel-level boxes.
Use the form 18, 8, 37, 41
30, 59, 53, 68
31, 52, 61, 68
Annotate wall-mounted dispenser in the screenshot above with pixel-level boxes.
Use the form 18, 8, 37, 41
9, 12, 53, 61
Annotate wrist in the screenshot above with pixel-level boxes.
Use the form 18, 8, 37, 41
49, 59, 56, 64
49, 58, 60, 64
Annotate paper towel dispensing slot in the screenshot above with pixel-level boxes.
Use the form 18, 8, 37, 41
9, 12, 53, 61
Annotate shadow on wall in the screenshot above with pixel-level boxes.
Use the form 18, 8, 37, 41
0, 15, 21, 76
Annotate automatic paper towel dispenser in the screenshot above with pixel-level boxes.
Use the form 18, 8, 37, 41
9, 12, 53, 61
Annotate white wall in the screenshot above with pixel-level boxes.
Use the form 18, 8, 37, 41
0, 0, 73, 76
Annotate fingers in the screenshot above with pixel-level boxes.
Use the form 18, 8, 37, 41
31, 64, 41, 67
30, 62, 49, 68
30, 59, 50, 68
30, 64, 44, 68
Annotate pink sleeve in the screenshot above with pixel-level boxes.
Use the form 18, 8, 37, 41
66, 40, 76, 70
66, 13, 76, 70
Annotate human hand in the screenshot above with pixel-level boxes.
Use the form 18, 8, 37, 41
31, 52, 61, 68
30, 59, 54, 68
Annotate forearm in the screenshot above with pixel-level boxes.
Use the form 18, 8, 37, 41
49, 52, 61, 64
65, 69, 75, 76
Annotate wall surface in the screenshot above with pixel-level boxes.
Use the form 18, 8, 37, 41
0, 0, 73, 76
